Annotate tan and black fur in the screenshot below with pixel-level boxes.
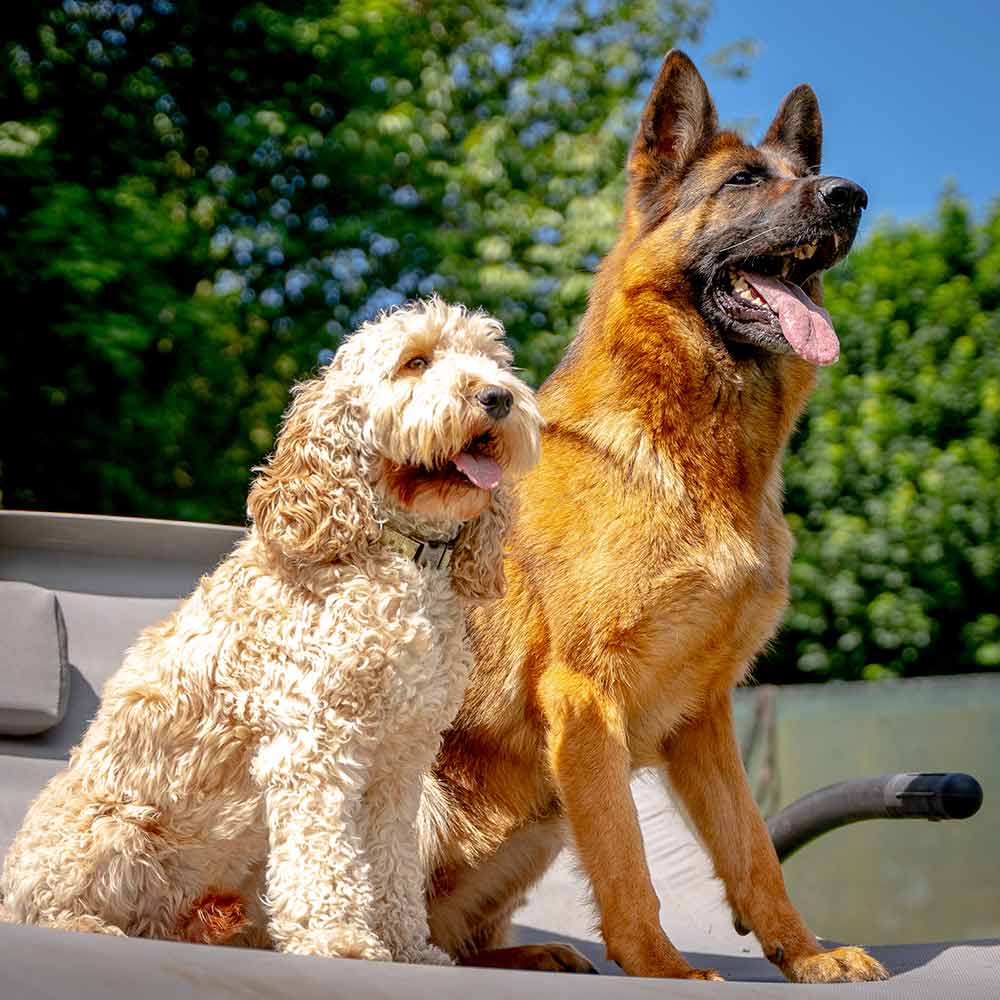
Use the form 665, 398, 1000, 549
419, 51, 886, 983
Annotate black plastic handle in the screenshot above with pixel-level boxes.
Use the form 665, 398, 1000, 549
767, 772, 983, 863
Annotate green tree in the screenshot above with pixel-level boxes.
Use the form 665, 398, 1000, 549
0, 0, 725, 522
760, 196, 1000, 683
5, 5, 994, 682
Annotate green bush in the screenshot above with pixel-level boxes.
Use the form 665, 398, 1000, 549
0, 0, 720, 521
761, 198, 1000, 683
1, 5, 996, 682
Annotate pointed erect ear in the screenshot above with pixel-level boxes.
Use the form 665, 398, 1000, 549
762, 84, 823, 173
630, 50, 718, 177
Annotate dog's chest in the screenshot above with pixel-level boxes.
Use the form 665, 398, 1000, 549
378, 563, 472, 728
640, 500, 793, 677
616, 511, 792, 760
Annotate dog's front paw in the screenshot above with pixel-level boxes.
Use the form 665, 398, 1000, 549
680, 968, 725, 981
403, 944, 454, 966
785, 945, 888, 983
286, 927, 392, 962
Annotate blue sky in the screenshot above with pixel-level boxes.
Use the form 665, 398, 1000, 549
690, 0, 997, 227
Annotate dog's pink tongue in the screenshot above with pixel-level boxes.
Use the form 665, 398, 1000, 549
742, 272, 840, 366
453, 452, 502, 490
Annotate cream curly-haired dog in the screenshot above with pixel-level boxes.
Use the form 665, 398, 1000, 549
0, 299, 541, 965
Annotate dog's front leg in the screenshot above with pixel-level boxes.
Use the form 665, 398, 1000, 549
254, 726, 391, 961
539, 664, 723, 981
362, 763, 452, 966
661, 692, 888, 983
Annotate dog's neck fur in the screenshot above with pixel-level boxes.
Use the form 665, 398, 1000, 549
248, 503, 461, 581
381, 502, 462, 546
542, 231, 817, 516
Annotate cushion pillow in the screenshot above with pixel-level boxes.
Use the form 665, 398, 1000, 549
0, 582, 70, 736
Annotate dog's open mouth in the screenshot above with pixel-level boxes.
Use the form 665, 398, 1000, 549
387, 432, 502, 507
450, 432, 502, 490
711, 234, 842, 365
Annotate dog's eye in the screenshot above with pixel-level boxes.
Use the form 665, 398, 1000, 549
401, 356, 429, 373
726, 171, 759, 187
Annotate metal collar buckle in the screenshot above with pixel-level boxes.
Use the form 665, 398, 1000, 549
381, 527, 459, 571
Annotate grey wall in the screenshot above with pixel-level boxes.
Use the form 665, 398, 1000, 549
769, 676, 999, 944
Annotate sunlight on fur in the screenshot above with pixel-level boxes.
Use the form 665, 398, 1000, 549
0, 298, 541, 965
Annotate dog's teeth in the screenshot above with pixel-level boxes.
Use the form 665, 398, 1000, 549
730, 274, 765, 305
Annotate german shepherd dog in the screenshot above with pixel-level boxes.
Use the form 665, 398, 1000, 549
419, 51, 887, 983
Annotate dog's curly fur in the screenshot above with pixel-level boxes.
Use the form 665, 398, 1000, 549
0, 299, 541, 965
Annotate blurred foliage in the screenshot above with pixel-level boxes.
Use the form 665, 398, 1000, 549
0, 0, 716, 521
0, 4, 996, 681
759, 197, 1000, 683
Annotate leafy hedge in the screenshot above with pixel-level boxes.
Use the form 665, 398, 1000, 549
0, 0, 717, 521
762, 198, 1000, 682
0, 4, 996, 681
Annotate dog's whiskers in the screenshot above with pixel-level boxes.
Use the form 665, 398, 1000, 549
718, 225, 786, 255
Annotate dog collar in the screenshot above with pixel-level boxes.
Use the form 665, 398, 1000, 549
380, 527, 460, 571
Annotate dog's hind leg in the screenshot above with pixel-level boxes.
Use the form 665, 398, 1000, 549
47, 913, 128, 935
0, 906, 127, 936
661, 692, 888, 983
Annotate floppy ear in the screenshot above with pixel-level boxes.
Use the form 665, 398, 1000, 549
762, 84, 822, 173
629, 49, 718, 179
449, 486, 511, 604
247, 376, 381, 567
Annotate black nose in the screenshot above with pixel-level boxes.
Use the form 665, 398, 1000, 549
477, 386, 513, 420
818, 177, 868, 215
